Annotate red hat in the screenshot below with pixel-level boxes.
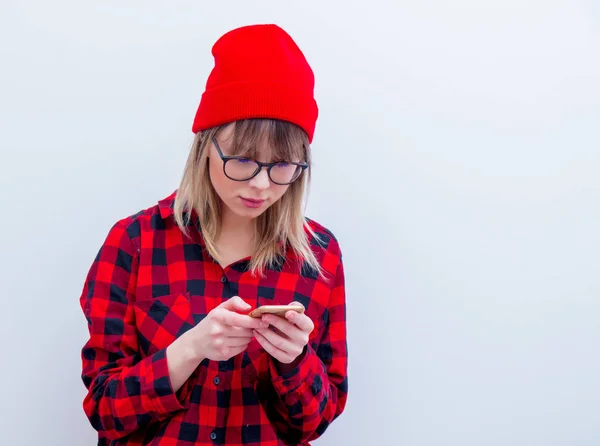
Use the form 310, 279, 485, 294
191, 24, 319, 143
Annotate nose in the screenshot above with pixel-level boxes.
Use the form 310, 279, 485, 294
248, 166, 270, 190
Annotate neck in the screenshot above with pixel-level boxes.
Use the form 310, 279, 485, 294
220, 206, 254, 241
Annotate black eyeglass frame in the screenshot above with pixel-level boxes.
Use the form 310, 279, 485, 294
211, 136, 309, 185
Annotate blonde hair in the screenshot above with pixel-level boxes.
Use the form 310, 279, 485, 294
174, 119, 323, 278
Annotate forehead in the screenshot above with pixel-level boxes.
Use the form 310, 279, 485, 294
217, 132, 274, 162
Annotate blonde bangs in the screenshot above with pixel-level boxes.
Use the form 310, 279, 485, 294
221, 119, 307, 163
174, 119, 323, 279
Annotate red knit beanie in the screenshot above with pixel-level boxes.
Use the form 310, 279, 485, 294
191, 24, 319, 143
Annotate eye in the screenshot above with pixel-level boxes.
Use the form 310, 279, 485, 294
235, 158, 253, 164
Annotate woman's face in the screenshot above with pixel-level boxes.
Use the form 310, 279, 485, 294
208, 124, 291, 221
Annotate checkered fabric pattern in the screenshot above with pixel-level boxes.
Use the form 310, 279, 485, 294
79, 191, 348, 445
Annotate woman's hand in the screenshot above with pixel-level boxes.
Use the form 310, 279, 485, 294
168, 296, 268, 392
183, 296, 268, 362
253, 303, 314, 366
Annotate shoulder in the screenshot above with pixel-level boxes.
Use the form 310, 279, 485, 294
304, 217, 343, 259
104, 193, 174, 246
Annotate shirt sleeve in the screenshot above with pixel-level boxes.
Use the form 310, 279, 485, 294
79, 221, 193, 441
266, 258, 349, 444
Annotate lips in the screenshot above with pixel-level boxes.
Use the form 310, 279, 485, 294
240, 197, 266, 209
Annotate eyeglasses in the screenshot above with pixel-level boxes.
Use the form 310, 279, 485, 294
212, 137, 308, 185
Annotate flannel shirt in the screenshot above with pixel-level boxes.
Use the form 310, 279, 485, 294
79, 191, 348, 445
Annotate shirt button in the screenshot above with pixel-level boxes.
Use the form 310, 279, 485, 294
213, 376, 220, 385
221, 275, 227, 283
210, 431, 217, 441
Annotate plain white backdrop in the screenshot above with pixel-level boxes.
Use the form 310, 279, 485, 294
1, 0, 599, 445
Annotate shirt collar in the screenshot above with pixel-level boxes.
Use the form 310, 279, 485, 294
158, 190, 288, 258
158, 190, 177, 220
158, 190, 207, 249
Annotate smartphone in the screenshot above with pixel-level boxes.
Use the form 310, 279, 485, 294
249, 304, 305, 318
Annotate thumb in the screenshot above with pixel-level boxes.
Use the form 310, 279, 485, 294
220, 296, 251, 312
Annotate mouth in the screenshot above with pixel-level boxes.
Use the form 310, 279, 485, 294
240, 197, 266, 209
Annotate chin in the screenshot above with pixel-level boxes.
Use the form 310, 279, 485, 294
230, 202, 269, 219
235, 209, 263, 219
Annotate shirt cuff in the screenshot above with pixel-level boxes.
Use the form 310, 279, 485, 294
144, 348, 191, 416
269, 344, 323, 396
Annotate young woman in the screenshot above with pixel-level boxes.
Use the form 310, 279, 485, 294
79, 24, 348, 446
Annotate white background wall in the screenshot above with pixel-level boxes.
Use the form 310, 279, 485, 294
1, 0, 599, 445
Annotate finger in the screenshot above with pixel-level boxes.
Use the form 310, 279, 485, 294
284, 307, 314, 333
270, 326, 287, 338
289, 301, 305, 311
218, 311, 268, 330
253, 330, 292, 363
262, 313, 303, 341
223, 326, 255, 338
224, 336, 253, 348
255, 325, 300, 356
219, 296, 251, 312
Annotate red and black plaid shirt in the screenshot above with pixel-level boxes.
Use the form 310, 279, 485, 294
79, 191, 348, 445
